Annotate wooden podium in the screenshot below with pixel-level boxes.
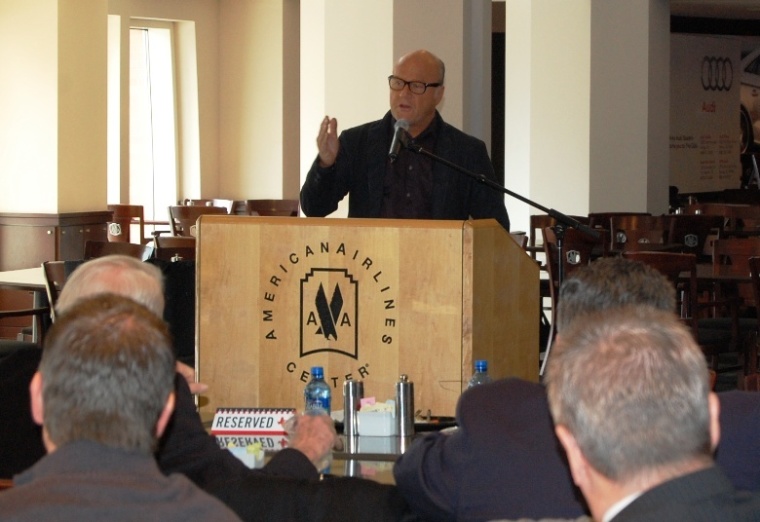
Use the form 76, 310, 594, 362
196, 216, 538, 417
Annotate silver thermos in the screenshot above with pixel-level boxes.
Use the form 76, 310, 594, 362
395, 374, 414, 437
342, 379, 364, 438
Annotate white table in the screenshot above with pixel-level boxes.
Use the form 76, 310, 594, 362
0, 266, 48, 341
0, 267, 46, 291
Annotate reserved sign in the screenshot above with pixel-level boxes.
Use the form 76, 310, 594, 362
210, 407, 296, 435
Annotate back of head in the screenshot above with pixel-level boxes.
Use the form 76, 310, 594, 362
556, 257, 675, 332
56, 255, 164, 317
40, 294, 175, 453
546, 306, 712, 483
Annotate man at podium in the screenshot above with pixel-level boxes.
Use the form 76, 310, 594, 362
300, 49, 510, 232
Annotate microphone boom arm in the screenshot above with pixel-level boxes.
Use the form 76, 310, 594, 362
403, 141, 598, 239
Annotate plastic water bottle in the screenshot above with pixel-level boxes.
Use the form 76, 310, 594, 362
304, 366, 331, 413
467, 360, 493, 388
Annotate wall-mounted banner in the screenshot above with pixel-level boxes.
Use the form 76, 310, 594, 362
670, 34, 741, 193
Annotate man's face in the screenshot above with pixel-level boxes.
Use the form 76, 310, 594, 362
390, 53, 444, 137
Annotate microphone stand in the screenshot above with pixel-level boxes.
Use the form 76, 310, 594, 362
402, 138, 599, 377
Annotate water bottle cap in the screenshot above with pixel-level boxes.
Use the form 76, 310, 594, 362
475, 360, 488, 372
311, 366, 324, 378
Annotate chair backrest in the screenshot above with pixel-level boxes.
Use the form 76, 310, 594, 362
688, 202, 760, 233
168, 205, 228, 236
154, 235, 196, 262
587, 211, 651, 230
667, 214, 724, 259
107, 204, 146, 244
84, 240, 154, 261
528, 214, 589, 262
42, 260, 84, 321
542, 226, 605, 310
712, 237, 760, 305
609, 214, 666, 252
245, 199, 300, 217
542, 225, 606, 350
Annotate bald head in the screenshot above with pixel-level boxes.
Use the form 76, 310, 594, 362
56, 255, 164, 317
390, 49, 446, 136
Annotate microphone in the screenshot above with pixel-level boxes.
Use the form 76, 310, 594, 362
389, 119, 410, 162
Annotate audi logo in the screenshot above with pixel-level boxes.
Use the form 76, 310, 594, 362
701, 56, 733, 91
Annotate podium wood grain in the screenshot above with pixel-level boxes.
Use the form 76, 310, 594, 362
196, 216, 538, 417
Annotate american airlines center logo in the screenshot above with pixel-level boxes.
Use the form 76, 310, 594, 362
261, 241, 397, 381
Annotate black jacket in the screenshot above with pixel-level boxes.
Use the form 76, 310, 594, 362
301, 111, 510, 232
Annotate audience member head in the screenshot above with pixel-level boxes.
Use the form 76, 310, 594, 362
545, 306, 718, 520
556, 256, 674, 332
390, 49, 446, 137
32, 294, 176, 454
56, 255, 164, 317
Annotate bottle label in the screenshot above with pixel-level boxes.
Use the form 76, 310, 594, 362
305, 397, 331, 412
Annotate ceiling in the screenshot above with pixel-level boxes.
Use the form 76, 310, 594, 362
671, 0, 760, 19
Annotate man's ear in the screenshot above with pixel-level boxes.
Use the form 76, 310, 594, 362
708, 391, 721, 452
155, 391, 176, 439
29, 371, 44, 426
556, 424, 590, 488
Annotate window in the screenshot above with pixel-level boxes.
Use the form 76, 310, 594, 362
129, 24, 178, 222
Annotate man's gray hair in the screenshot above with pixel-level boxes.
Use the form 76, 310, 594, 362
556, 257, 675, 333
546, 306, 712, 482
40, 294, 176, 453
56, 255, 164, 317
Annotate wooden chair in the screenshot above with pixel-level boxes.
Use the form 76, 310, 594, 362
687, 202, 760, 235
587, 211, 651, 229
528, 214, 589, 262
528, 214, 555, 262
0, 305, 49, 347
154, 235, 196, 262
621, 251, 735, 374
42, 260, 84, 321
667, 213, 724, 261
245, 199, 299, 217
609, 214, 667, 252
699, 237, 760, 379
168, 205, 228, 236
541, 225, 607, 365
84, 240, 154, 261
107, 204, 151, 245
711, 237, 760, 309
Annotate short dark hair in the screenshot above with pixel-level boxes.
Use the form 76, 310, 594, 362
40, 294, 175, 453
556, 257, 675, 332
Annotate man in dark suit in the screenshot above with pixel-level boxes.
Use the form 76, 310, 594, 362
300, 49, 510, 231
0, 294, 241, 521
392, 257, 760, 521
546, 306, 760, 521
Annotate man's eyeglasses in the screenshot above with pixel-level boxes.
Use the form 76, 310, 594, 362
388, 75, 443, 95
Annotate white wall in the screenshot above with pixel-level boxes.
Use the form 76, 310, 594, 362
504, 0, 591, 234
589, 0, 670, 214
0, 0, 106, 213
